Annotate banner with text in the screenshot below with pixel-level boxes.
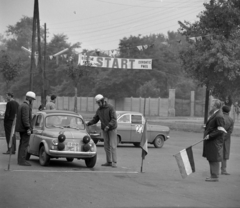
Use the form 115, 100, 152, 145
78, 54, 152, 70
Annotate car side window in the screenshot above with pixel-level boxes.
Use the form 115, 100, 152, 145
131, 115, 142, 124
32, 115, 37, 127
35, 115, 43, 128
118, 114, 130, 123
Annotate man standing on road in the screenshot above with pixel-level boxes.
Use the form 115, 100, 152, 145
87, 94, 118, 168
221, 105, 234, 175
15, 91, 36, 166
45, 95, 57, 110
203, 99, 226, 182
3, 92, 19, 155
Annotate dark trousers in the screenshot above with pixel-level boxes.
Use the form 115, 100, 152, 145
209, 161, 220, 178
4, 121, 16, 152
18, 132, 30, 164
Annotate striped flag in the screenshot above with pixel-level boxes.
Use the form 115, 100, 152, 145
140, 120, 148, 159
174, 146, 195, 179
9, 114, 17, 149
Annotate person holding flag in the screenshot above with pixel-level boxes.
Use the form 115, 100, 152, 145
203, 99, 226, 182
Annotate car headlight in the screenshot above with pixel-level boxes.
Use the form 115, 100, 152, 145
58, 133, 66, 143
82, 143, 91, 152
58, 143, 65, 151
83, 135, 91, 144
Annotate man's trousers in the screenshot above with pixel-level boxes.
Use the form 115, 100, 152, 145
18, 132, 30, 164
102, 129, 117, 163
4, 121, 16, 152
209, 161, 220, 178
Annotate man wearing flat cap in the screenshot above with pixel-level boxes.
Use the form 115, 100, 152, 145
221, 105, 234, 175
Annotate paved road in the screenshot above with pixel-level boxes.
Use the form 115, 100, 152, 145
0, 131, 240, 208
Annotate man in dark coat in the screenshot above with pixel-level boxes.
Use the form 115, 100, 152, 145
203, 99, 226, 182
15, 91, 36, 166
3, 92, 19, 154
87, 94, 118, 168
221, 105, 234, 175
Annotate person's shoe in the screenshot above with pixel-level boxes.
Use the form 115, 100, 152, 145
101, 162, 112, 167
18, 162, 31, 166
221, 172, 230, 175
2, 151, 10, 154
112, 162, 117, 168
205, 177, 219, 182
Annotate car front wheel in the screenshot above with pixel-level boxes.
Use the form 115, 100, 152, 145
39, 146, 50, 166
85, 154, 97, 168
153, 135, 164, 148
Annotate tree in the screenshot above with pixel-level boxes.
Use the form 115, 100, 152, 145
179, 0, 240, 101
65, 56, 90, 113
0, 51, 21, 91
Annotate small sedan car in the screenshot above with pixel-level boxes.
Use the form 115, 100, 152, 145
0, 102, 6, 120
26, 110, 97, 168
88, 111, 170, 148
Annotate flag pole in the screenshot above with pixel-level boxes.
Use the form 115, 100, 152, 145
141, 158, 144, 173
173, 139, 205, 157
6, 114, 17, 171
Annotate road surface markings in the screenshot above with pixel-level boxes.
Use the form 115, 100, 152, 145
9, 169, 138, 174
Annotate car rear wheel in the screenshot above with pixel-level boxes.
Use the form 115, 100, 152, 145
39, 146, 50, 166
85, 154, 97, 168
153, 135, 164, 148
66, 158, 74, 162
133, 142, 140, 147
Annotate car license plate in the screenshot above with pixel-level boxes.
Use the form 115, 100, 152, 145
67, 142, 80, 151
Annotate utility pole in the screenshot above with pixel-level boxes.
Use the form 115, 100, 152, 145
43, 23, 47, 107
30, 0, 37, 90
204, 87, 210, 124
36, 0, 44, 106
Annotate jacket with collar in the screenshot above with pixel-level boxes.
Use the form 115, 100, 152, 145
16, 100, 33, 132
88, 102, 117, 131
203, 109, 225, 162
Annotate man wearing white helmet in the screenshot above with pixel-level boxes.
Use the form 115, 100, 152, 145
87, 94, 118, 168
16, 91, 36, 166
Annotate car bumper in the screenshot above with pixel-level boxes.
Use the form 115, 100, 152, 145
48, 150, 96, 158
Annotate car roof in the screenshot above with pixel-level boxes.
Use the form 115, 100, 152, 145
37, 110, 79, 115
116, 111, 142, 115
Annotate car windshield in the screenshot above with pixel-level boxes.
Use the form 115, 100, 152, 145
45, 115, 85, 130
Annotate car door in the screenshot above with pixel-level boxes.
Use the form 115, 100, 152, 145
117, 114, 131, 142
31, 114, 44, 155
130, 114, 144, 142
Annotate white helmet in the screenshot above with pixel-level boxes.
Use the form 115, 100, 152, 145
26, 91, 36, 100
95, 94, 104, 102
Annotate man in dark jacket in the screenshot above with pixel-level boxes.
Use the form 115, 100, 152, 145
203, 99, 226, 182
15, 91, 36, 166
221, 105, 234, 175
87, 94, 118, 168
3, 92, 19, 154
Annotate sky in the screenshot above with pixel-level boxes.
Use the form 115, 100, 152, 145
0, 0, 207, 51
